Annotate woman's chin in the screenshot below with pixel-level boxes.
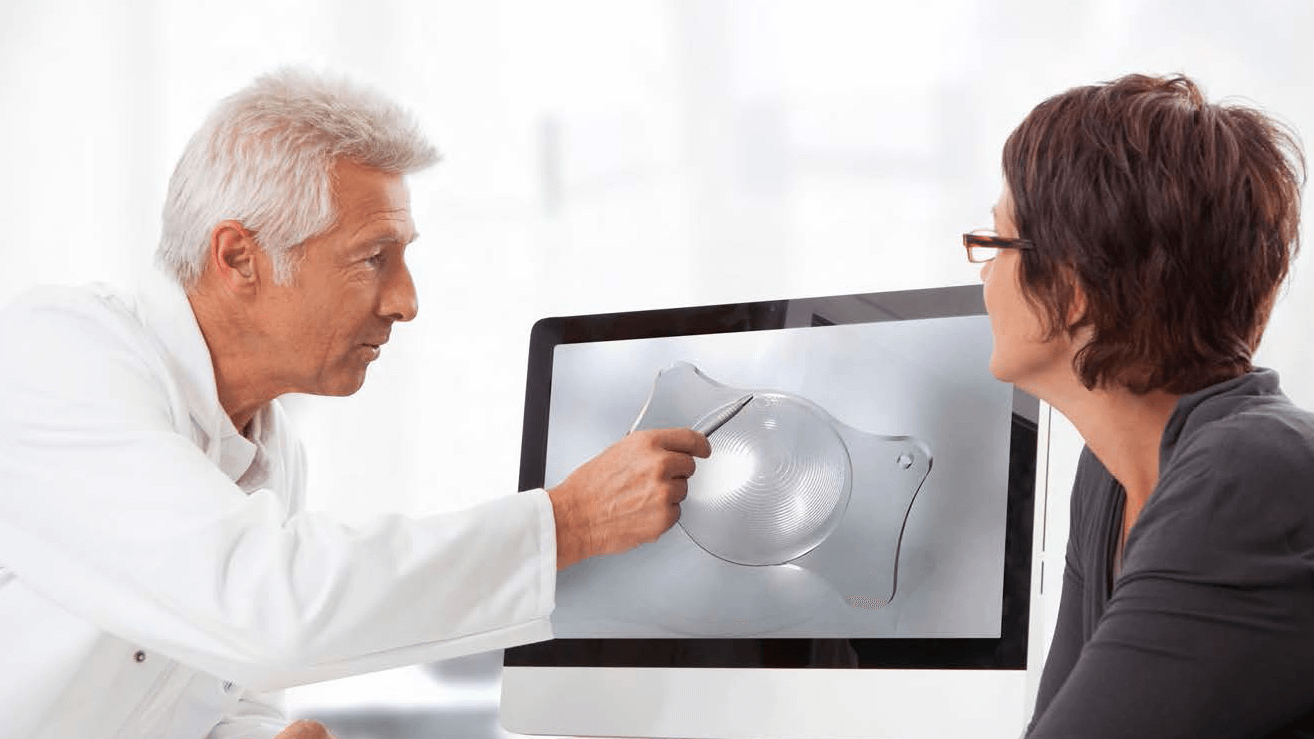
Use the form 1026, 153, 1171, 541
987, 352, 1012, 384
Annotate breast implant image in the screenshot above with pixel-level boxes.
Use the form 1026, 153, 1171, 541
677, 389, 851, 566
631, 362, 933, 603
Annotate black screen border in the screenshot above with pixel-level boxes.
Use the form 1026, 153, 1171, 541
507, 284, 1036, 670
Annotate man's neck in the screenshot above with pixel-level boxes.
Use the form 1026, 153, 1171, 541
187, 289, 280, 434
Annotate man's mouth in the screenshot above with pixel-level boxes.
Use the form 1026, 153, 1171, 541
362, 331, 391, 358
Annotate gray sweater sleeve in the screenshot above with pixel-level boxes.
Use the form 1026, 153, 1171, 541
1025, 506, 1086, 734
1026, 422, 1314, 738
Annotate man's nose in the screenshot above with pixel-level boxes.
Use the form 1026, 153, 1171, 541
382, 261, 419, 322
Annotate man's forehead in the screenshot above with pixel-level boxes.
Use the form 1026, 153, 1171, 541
350, 210, 418, 242
332, 163, 416, 237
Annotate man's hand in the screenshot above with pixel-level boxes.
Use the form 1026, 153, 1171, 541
548, 427, 712, 569
273, 719, 337, 739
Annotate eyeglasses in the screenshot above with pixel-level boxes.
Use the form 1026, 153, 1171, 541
963, 229, 1035, 263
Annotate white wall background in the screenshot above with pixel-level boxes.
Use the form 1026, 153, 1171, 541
3, 0, 1313, 735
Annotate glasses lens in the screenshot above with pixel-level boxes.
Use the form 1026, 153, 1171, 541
968, 245, 998, 263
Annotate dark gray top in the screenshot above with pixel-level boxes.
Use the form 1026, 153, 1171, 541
1027, 369, 1314, 738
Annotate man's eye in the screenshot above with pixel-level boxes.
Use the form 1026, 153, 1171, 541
365, 253, 386, 268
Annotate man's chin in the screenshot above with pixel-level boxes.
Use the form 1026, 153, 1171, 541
339, 373, 370, 396
312, 369, 370, 397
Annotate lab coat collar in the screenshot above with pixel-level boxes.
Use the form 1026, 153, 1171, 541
134, 267, 262, 476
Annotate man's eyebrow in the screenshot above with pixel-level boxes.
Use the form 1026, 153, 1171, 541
357, 231, 419, 248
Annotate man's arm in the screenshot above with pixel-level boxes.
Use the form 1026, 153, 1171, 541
549, 427, 710, 570
0, 290, 702, 693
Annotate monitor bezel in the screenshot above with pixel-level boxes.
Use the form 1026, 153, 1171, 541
507, 284, 1036, 671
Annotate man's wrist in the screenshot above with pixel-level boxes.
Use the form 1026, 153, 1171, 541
547, 484, 587, 569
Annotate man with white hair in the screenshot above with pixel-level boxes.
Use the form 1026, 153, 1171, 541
0, 68, 709, 739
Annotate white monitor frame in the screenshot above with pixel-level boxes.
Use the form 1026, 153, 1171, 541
502, 286, 1053, 739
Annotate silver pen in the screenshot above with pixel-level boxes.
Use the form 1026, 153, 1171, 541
691, 393, 754, 437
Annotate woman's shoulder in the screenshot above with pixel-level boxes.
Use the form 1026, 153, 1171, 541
1170, 393, 1314, 482
1143, 392, 1314, 565
1166, 370, 1314, 467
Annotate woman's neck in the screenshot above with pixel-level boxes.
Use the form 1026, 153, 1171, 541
1049, 382, 1182, 531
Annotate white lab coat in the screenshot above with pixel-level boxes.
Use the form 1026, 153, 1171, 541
0, 271, 557, 739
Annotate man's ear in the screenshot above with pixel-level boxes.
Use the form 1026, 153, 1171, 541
209, 220, 261, 293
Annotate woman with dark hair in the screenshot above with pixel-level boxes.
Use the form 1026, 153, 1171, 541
969, 74, 1314, 737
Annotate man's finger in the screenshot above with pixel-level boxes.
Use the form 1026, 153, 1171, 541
667, 452, 698, 480
646, 427, 712, 458
666, 502, 683, 529
667, 477, 690, 504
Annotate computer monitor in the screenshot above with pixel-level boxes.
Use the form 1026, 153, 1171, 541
502, 285, 1047, 739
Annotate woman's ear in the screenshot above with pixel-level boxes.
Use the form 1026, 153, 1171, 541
1064, 269, 1088, 330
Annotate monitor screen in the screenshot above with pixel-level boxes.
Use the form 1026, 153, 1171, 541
502, 285, 1041, 737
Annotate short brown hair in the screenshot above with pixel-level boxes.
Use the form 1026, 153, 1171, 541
1002, 73, 1305, 394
